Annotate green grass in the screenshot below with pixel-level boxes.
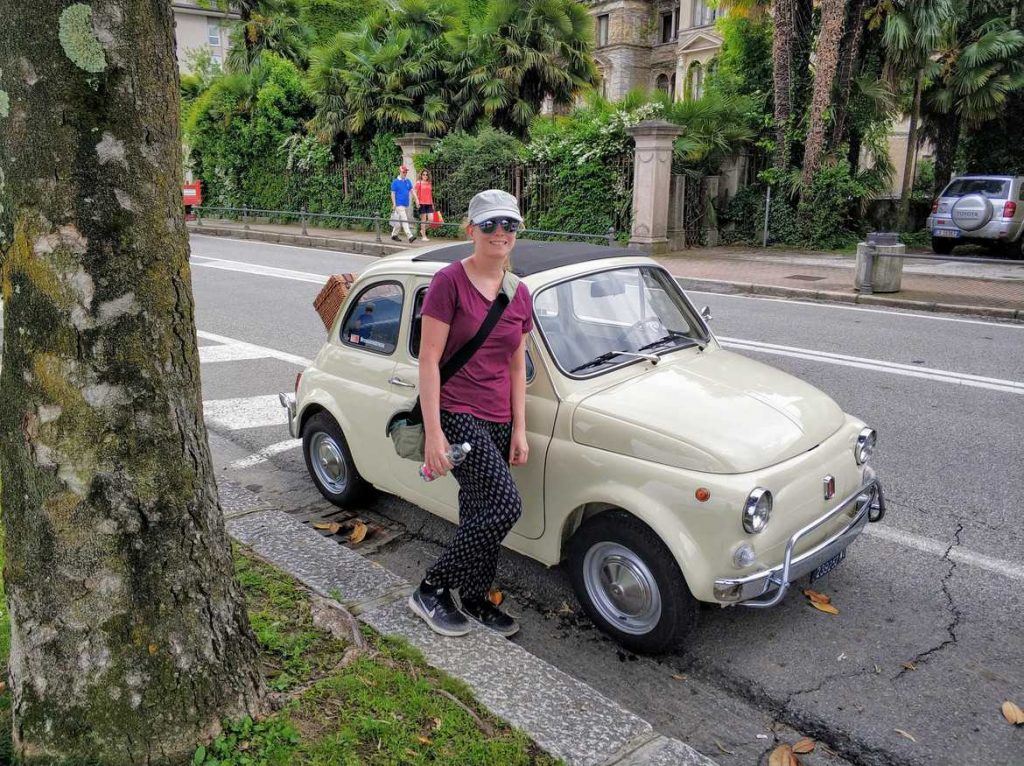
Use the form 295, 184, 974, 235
0, 545, 559, 765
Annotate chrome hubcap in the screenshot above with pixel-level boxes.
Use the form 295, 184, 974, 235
310, 432, 348, 494
583, 542, 661, 635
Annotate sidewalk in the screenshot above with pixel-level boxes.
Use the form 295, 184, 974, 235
219, 478, 716, 766
188, 220, 1024, 320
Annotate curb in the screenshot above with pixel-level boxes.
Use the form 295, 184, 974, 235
187, 223, 407, 257
671, 276, 1024, 322
219, 479, 717, 766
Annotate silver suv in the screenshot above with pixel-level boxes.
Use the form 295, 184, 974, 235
927, 175, 1024, 256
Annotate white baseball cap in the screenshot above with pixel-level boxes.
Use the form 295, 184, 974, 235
467, 189, 523, 224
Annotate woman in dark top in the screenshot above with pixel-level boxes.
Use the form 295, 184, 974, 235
408, 189, 533, 638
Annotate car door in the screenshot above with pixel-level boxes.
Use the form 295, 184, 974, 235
318, 279, 404, 490
387, 278, 556, 540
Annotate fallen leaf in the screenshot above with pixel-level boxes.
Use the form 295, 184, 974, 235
793, 737, 815, 754
148, 643, 158, 655
902, 662, 917, 671
487, 588, 504, 606
1002, 700, 1024, 725
557, 601, 574, 615
714, 740, 735, 755
894, 729, 917, 742
431, 717, 443, 730
671, 673, 686, 681
810, 600, 840, 615
768, 743, 801, 766
348, 521, 368, 544
417, 735, 432, 745
313, 521, 342, 534
0, 681, 5, 693
803, 588, 831, 604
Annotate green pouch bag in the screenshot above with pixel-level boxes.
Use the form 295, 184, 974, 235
387, 413, 425, 462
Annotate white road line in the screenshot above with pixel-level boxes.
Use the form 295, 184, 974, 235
685, 288, 1024, 329
190, 256, 328, 284
196, 331, 313, 367
204, 394, 288, 431
863, 525, 1024, 583
720, 338, 1024, 395
190, 233, 376, 259
228, 439, 302, 469
199, 343, 273, 364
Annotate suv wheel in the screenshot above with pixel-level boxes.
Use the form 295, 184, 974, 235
302, 412, 369, 507
931, 236, 956, 255
566, 511, 698, 654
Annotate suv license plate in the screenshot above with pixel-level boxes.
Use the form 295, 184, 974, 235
810, 549, 846, 583
933, 228, 960, 238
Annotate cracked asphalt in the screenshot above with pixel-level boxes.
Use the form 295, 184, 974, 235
191, 234, 1024, 766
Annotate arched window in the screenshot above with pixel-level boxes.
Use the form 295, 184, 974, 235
687, 62, 704, 100
655, 73, 670, 94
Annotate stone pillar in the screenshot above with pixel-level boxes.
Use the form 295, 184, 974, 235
394, 133, 438, 173
627, 120, 683, 253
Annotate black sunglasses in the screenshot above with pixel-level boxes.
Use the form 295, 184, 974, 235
476, 218, 521, 234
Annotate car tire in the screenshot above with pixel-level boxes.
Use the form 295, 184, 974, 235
931, 237, 956, 255
566, 511, 698, 654
302, 412, 370, 507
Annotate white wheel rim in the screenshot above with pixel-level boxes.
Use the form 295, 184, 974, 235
310, 432, 348, 494
583, 541, 662, 635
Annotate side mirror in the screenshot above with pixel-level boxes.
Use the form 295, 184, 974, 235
700, 305, 713, 323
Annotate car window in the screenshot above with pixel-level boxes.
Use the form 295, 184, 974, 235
942, 178, 1010, 199
340, 281, 404, 355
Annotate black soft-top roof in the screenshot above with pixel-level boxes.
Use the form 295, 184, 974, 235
411, 241, 638, 277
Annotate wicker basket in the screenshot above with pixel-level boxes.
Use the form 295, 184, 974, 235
314, 273, 357, 330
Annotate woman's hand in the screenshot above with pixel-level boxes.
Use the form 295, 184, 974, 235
424, 430, 453, 478
510, 426, 529, 466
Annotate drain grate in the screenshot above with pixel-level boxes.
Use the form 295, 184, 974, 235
786, 274, 827, 282
289, 506, 402, 554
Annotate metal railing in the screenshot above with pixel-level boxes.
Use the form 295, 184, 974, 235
858, 245, 1024, 295
192, 205, 618, 246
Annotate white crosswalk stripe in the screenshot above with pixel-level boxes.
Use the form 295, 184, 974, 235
228, 439, 302, 469
199, 343, 273, 364
204, 395, 288, 431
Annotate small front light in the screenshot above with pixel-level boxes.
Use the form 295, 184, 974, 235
855, 427, 877, 465
742, 488, 772, 534
732, 543, 756, 568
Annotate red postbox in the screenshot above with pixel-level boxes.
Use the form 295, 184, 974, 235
182, 181, 202, 220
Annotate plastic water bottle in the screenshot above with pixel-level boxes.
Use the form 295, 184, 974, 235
420, 442, 472, 482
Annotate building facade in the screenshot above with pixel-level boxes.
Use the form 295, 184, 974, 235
171, 1, 236, 72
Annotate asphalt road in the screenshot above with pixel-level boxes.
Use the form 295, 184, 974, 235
189, 233, 1024, 766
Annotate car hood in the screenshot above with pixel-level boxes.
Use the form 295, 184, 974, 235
572, 348, 845, 474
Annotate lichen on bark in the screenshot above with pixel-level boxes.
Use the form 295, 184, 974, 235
58, 3, 107, 73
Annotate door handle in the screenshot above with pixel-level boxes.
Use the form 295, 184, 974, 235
388, 376, 417, 388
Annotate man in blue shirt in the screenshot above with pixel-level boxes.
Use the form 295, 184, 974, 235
390, 165, 418, 243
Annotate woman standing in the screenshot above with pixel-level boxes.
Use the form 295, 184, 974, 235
408, 189, 533, 638
414, 170, 435, 242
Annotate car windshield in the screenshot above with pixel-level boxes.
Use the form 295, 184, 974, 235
533, 266, 707, 376
942, 178, 1010, 199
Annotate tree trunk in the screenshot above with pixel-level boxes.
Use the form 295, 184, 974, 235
801, 0, 847, 185
898, 69, 924, 230
829, 0, 869, 152
0, 2, 265, 762
932, 110, 960, 195
771, 0, 796, 170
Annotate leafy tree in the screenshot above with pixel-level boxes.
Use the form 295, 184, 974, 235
226, 0, 315, 73
801, 0, 849, 185
302, 0, 385, 45
961, 89, 1024, 175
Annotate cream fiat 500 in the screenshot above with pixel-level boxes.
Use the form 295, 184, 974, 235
280, 241, 885, 653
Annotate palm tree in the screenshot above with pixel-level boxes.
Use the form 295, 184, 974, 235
211, 0, 313, 73
800, 0, 848, 185
449, 0, 599, 138
829, 0, 872, 152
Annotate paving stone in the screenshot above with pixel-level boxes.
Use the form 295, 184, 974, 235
226, 509, 406, 607
218, 480, 269, 519
605, 735, 718, 766
361, 598, 653, 766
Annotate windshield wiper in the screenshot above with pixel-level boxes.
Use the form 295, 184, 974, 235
636, 330, 695, 353
570, 349, 661, 373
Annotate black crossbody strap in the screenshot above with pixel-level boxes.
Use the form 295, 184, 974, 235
408, 281, 513, 423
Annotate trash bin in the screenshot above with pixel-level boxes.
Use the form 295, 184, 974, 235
855, 232, 905, 293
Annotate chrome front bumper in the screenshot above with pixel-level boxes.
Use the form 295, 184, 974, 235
278, 392, 298, 438
713, 474, 885, 608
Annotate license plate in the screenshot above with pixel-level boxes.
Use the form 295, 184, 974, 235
810, 549, 846, 583
932, 228, 960, 238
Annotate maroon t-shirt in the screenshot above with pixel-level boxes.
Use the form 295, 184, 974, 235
421, 261, 534, 422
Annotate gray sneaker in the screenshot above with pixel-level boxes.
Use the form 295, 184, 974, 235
461, 596, 520, 637
408, 585, 470, 637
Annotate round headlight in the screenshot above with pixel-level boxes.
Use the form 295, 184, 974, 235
742, 488, 772, 534
855, 427, 877, 465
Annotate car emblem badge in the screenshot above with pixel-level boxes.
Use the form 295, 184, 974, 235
823, 475, 836, 500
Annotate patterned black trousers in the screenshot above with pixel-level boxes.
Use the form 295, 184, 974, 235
425, 410, 524, 600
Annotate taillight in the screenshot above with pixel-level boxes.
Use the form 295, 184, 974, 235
931, 199, 939, 213
1003, 201, 1017, 218
294, 372, 302, 392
